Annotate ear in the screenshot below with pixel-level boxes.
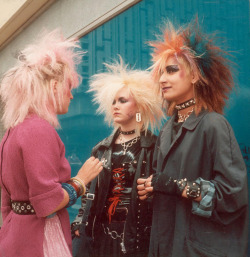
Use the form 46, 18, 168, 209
51, 80, 58, 94
191, 71, 199, 84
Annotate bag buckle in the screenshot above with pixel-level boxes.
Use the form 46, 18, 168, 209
86, 193, 95, 200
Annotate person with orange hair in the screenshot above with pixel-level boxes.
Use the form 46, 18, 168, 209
0, 30, 103, 257
137, 20, 248, 257
71, 58, 163, 257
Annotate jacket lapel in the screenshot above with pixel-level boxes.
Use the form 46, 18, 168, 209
159, 110, 208, 172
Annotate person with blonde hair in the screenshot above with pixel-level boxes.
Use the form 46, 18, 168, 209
137, 20, 248, 257
71, 58, 163, 257
0, 30, 103, 257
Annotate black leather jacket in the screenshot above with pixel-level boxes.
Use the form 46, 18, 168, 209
72, 129, 157, 254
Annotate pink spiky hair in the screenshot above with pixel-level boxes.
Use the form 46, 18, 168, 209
0, 29, 84, 129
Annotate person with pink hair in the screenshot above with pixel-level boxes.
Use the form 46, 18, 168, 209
0, 30, 103, 257
137, 20, 248, 257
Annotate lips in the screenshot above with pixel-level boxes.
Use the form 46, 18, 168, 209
162, 87, 171, 92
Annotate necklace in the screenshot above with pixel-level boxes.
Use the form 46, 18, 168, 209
119, 129, 135, 135
119, 135, 140, 155
178, 108, 194, 122
175, 98, 196, 111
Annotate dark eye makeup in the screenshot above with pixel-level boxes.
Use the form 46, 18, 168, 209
166, 65, 179, 74
112, 97, 128, 105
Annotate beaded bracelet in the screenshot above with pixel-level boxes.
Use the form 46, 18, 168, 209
71, 177, 86, 196
62, 183, 77, 208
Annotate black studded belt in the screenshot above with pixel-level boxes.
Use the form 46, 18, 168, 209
11, 200, 36, 215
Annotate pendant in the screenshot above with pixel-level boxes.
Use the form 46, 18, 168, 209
120, 242, 126, 253
123, 150, 126, 155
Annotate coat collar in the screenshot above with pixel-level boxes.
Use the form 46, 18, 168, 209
182, 109, 208, 131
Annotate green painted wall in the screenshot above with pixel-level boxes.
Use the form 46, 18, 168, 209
58, 0, 250, 251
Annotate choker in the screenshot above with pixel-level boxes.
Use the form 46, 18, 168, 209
175, 98, 196, 111
120, 129, 136, 135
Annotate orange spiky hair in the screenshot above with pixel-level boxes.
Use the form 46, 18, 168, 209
150, 19, 234, 115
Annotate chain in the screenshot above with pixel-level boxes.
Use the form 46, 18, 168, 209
102, 224, 127, 253
119, 134, 140, 155
102, 224, 124, 240
177, 108, 194, 122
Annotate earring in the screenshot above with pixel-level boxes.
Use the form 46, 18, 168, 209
136, 112, 141, 122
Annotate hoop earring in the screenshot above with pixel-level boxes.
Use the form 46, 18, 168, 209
136, 113, 141, 122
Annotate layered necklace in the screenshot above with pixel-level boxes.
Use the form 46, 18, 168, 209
119, 132, 140, 155
177, 108, 194, 122
176, 98, 196, 122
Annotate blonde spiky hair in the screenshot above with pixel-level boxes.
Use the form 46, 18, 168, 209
0, 29, 84, 129
88, 58, 163, 134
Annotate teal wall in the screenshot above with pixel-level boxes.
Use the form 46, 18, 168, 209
58, 0, 250, 250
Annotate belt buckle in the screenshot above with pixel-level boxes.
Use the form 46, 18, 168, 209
86, 193, 95, 200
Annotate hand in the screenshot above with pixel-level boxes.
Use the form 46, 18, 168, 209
137, 175, 153, 200
76, 156, 103, 185
75, 230, 80, 237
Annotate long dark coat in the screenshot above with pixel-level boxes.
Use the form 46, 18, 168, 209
149, 110, 248, 257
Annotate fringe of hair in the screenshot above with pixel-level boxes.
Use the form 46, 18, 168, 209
0, 29, 84, 129
88, 57, 164, 134
150, 19, 234, 115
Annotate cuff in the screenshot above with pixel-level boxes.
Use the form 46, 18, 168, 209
192, 177, 216, 218
30, 184, 64, 217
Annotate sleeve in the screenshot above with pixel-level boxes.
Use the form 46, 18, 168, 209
18, 120, 65, 217
207, 116, 248, 225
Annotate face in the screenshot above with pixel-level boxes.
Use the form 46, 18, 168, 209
111, 87, 138, 127
56, 79, 73, 115
159, 56, 194, 104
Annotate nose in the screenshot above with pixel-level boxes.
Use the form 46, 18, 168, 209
112, 101, 119, 109
70, 91, 73, 99
159, 71, 167, 84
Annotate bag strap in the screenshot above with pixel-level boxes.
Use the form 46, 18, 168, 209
78, 176, 97, 230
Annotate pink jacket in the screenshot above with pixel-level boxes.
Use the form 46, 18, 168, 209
0, 115, 72, 257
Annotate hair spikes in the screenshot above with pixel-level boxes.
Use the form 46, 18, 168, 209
150, 18, 234, 115
0, 29, 84, 129
88, 57, 164, 133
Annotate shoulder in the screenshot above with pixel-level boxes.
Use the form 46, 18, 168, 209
141, 130, 157, 146
91, 133, 114, 156
200, 112, 232, 132
15, 115, 60, 145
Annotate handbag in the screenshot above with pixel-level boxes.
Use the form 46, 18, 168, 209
72, 177, 97, 257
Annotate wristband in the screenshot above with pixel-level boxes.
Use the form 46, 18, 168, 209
186, 181, 201, 199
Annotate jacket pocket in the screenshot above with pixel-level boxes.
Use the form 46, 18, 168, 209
187, 213, 228, 256
185, 239, 226, 257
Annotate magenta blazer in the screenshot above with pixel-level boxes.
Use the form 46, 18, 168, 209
0, 115, 72, 257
